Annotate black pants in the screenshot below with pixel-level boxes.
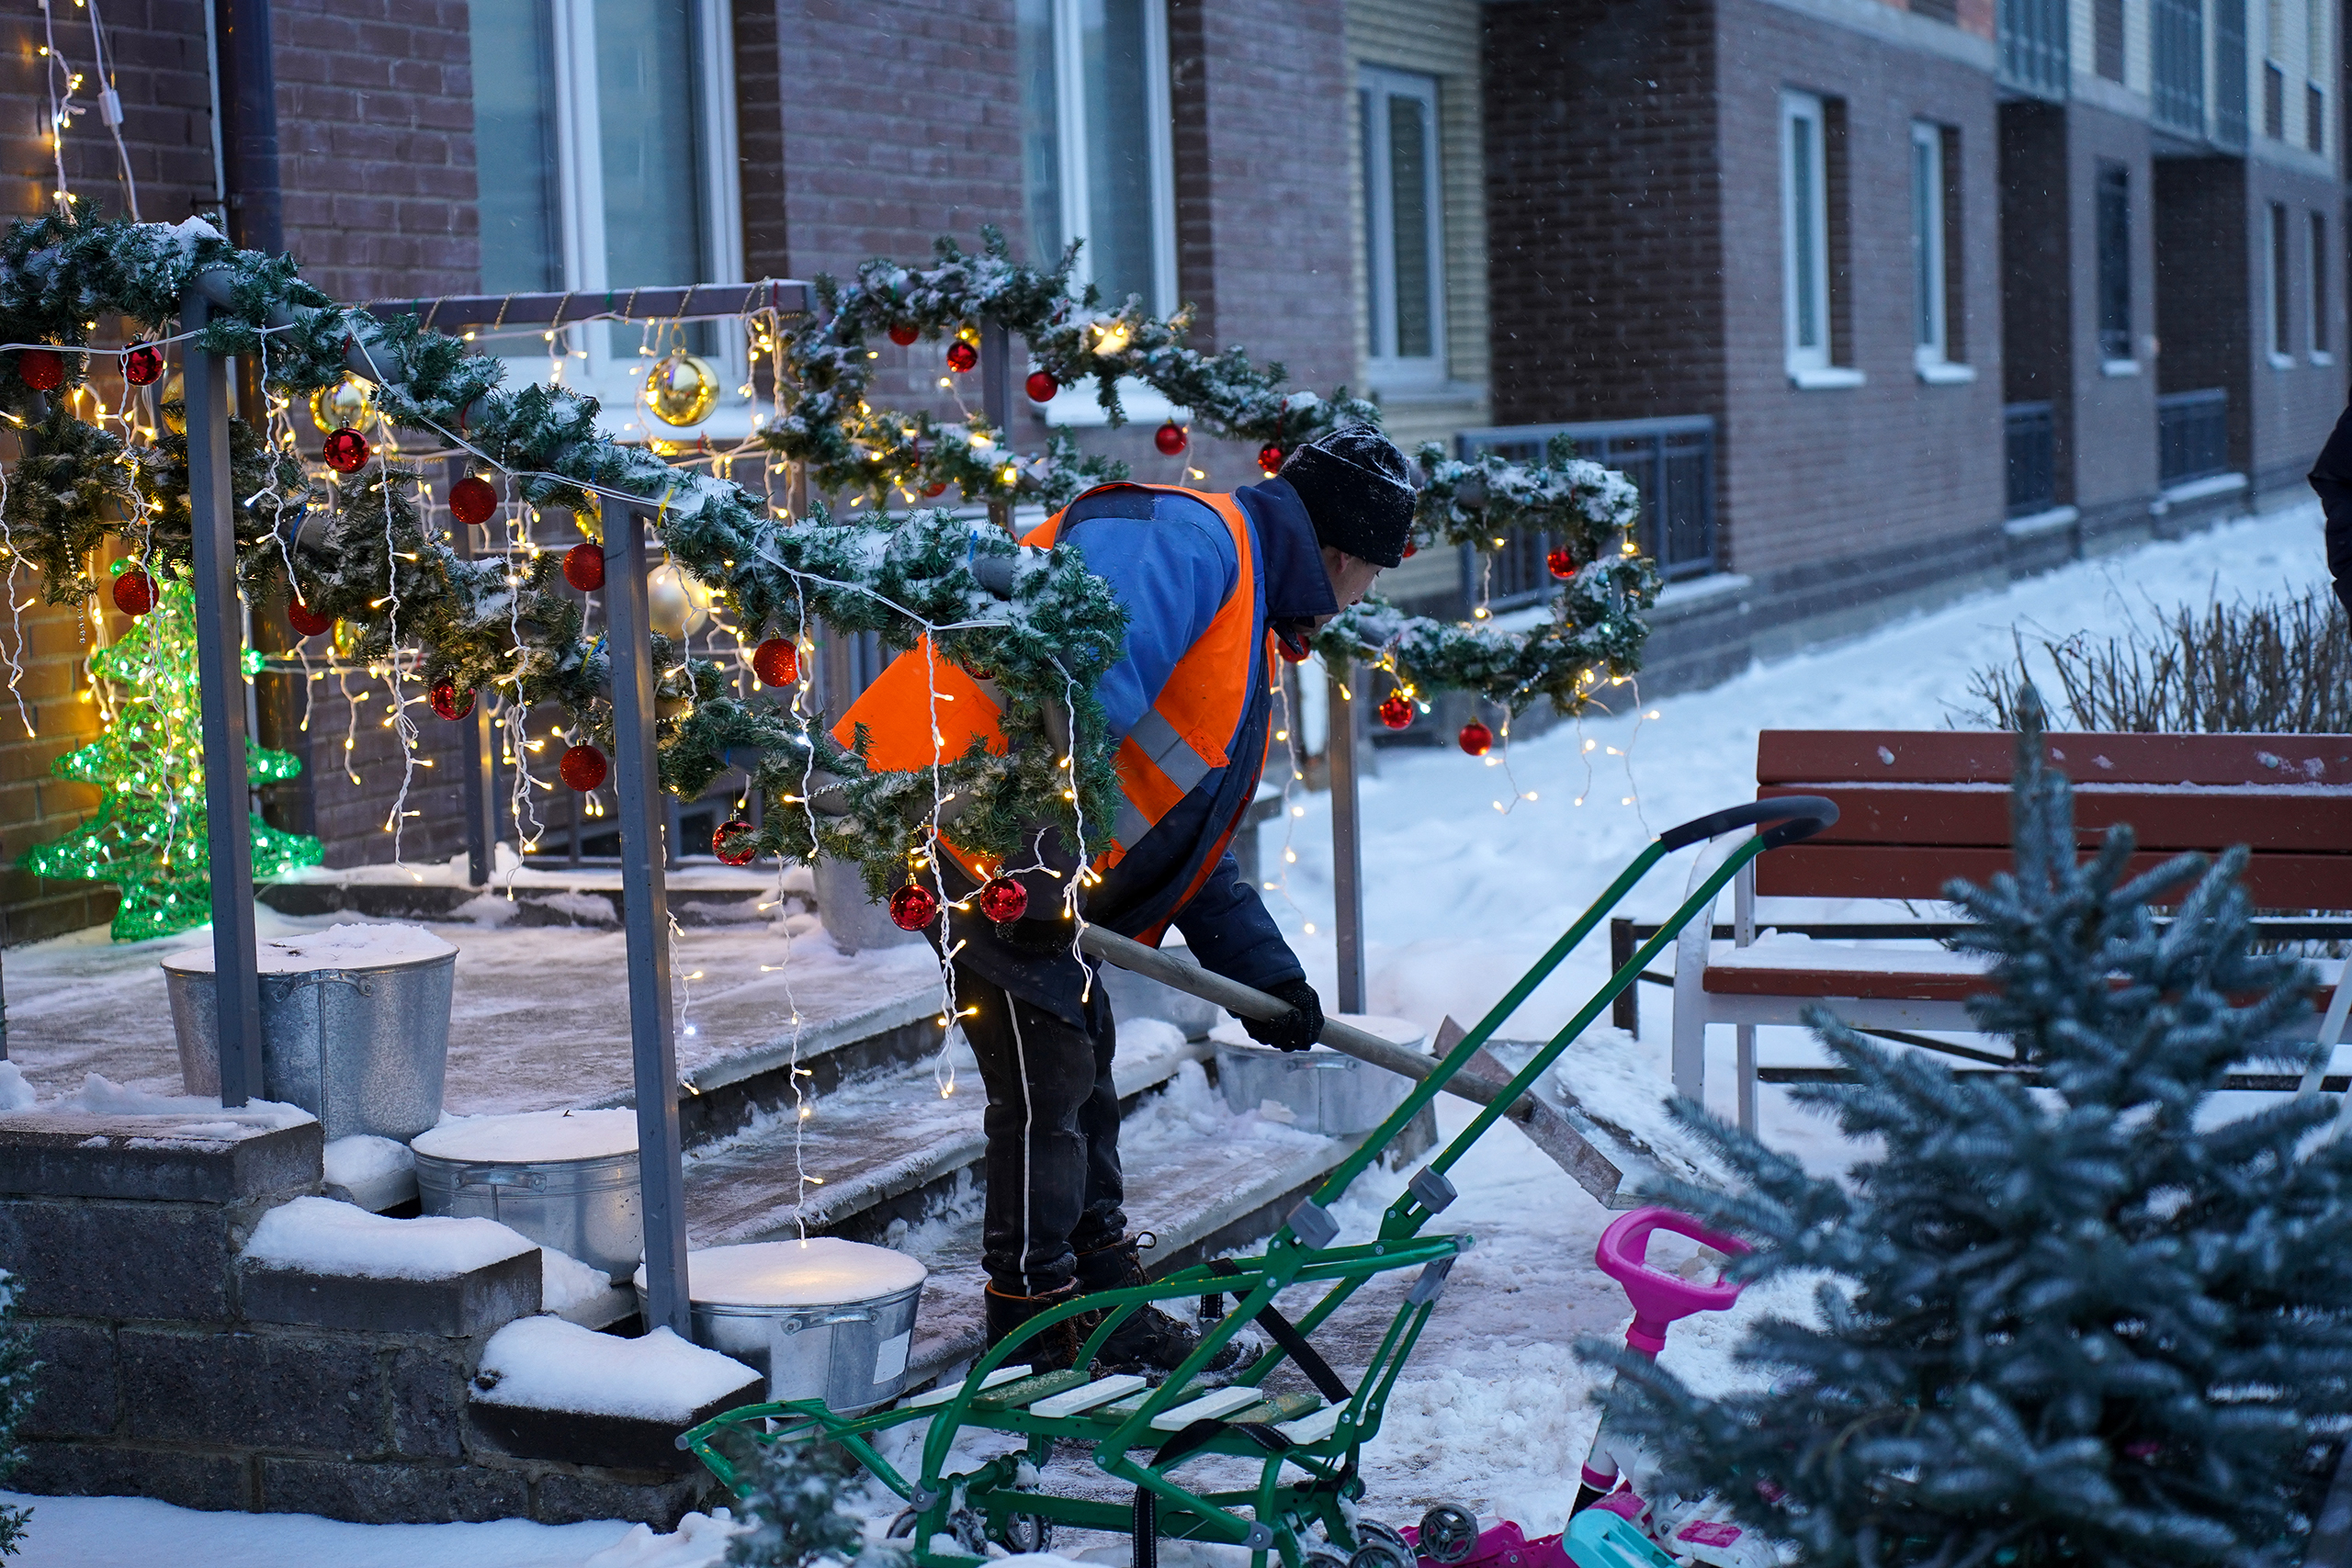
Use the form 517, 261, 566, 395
954, 962, 1125, 1297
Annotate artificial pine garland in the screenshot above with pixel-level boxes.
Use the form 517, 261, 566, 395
0, 205, 1653, 894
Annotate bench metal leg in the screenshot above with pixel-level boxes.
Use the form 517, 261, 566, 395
1736, 1025, 1757, 1134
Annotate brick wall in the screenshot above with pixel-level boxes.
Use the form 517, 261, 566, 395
269, 0, 480, 304
1483, 0, 1726, 428
2244, 156, 2346, 496
0, 0, 219, 225
1712, 0, 2004, 583
2063, 101, 2160, 517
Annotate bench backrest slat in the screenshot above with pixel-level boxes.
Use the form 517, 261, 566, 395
1758, 730, 2352, 786
1754, 730, 2352, 906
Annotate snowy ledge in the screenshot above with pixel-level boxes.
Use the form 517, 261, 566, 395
2003, 505, 2078, 540
243, 1195, 535, 1281
2155, 472, 2248, 509
472, 1318, 756, 1423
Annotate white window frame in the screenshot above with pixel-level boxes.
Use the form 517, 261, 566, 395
1781, 90, 1854, 387
1043, 0, 1176, 317
1361, 65, 1447, 387
476, 0, 746, 436
2269, 199, 2297, 367
1908, 119, 1973, 386
2312, 208, 2335, 362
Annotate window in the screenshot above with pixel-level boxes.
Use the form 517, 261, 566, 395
1017, 0, 1176, 316
2312, 209, 2332, 357
1782, 90, 1838, 380
466, 0, 743, 418
2095, 163, 2132, 363
2095, 0, 2126, 79
2311, 83, 2328, 151
1910, 122, 1953, 368
2270, 200, 2294, 360
2267, 60, 2287, 137
1360, 68, 1445, 380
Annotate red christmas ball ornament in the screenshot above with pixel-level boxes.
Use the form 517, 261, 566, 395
1546, 547, 1576, 581
1377, 692, 1414, 731
112, 567, 156, 617
1154, 420, 1189, 457
888, 882, 940, 931
1275, 630, 1311, 664
447, 474, 498, 527
752, 637, 800, 688
287, 598, 334, 637
1458, 719, 1494, 757
322, 427, 370, 473
1257, 444, 1284, 475
559, 743, 608, 792
922, 479, 948, 498
944, 339, 978, 374
711, 818, 758, 866
1024, 370, 1058, 403
1403, 537, 1419, 558
122, 344, 164, 387
978, 875, 1029, 923
429, 679, 475, 722
17, 348, 63, 391
888, 323, 921, 347
562, 542, 605, 592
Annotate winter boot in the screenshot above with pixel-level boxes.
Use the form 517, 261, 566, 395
983, 1280, 1093, 1372
1074, 1235, 1259, 1380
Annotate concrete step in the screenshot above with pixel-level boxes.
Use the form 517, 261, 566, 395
681, 1024, 1213, 1248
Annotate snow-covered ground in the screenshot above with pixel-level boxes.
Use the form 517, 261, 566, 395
6, 502, 2332, 1566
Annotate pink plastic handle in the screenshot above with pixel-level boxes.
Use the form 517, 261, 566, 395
1595, 1206, 1750, 1357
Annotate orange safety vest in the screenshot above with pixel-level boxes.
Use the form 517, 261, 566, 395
834, 484, 1273, 910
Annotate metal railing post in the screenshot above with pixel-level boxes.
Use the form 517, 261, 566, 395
1328, 660, 1366, 1015
183, 292, 265, 1107
605, 507, 691, 1337
449, 459, 497, 886
981, 320, 1013, 535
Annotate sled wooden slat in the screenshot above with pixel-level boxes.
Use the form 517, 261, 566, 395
1149, 1386, 1261, 1432
970, 1369, 1090, 1411
1274, 1404, 1346, 1444
1226, 1392, 1323, 1426
1028, 1373, 1147, 1417
904, 1364, 1030, 1410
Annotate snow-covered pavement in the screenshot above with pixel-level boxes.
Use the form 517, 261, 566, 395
6, 502, 2332, 1565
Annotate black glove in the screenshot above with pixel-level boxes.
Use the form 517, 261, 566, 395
1241, 978, 1323, 1053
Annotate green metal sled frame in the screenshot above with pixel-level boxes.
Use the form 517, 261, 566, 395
679, 795, 1838, 1568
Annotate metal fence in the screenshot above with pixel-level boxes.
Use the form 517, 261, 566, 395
2153, 0, 2208, 135
2157, 388, 2231, 486
2004, 401, 2057, 517
1456, 415, 1717, 607
1998, 0, 2071, 98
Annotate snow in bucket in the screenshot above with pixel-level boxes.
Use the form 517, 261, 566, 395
472, 1318, 755, 1423
411, 1107, 638, 1163
160, 920, 457, 974
642, 1236, 926, 1306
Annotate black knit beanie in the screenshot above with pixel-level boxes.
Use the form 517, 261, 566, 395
1277, 425, 1418, 569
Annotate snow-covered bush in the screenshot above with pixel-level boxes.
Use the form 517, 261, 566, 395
1962, 585, 2352, 733
1589, 693, 2352, 1566
0, 1269, 33, 1558
724, 1437, 903, 1568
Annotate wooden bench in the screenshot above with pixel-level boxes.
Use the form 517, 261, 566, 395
1662, 729, 2352, 1128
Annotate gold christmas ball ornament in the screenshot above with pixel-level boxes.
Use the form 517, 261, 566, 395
571, 492, 603, 545
646, 558, 716, 639
155, 372, 185, 435
645, 352, 718, 429
309, 375, 374, 432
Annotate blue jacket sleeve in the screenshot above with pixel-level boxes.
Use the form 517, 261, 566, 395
1058, 504, 1236, 740
1172, 850, 1306, 992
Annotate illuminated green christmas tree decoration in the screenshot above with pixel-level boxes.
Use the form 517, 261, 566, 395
25, 565, 322, 942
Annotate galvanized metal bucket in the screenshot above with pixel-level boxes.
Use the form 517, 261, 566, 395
813, 857, 924, 954
166, 948, 455, 1142
1098, 944, 1219, 1040
640, 1238, 927, 1413
412, 1109, 643, 1281
1213, 1014, 1425, 1135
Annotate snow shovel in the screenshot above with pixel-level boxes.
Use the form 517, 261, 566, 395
1077, 924, 1639, 1206
679, 795, 1838, 1568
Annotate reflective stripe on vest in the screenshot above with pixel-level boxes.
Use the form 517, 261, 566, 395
832, 483, 1263, 884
